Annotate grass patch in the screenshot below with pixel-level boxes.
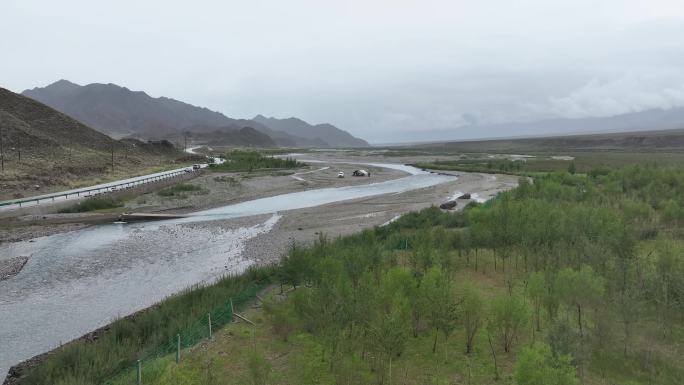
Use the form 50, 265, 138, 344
157, 183, 208, 198
58, 197, 123, 213
415, 151, 684, 176
213, 176, 240, 186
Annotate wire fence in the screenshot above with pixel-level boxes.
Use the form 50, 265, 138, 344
102, 283, 262, 385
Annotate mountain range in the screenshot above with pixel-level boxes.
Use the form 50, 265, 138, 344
22, 80, 369, 148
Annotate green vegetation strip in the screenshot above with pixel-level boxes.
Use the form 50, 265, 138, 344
157, 183, 208, 198
58, 197, 123, 213
20, 269, 274, 385
19, 165, 684, 385
208, 150, 303, 172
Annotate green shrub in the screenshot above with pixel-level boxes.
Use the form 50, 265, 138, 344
157, 184, 207, 197
58, 197, 123, 213
209, 150, 302, 172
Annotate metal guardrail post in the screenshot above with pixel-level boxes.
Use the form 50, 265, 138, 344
136, 359, 141, 385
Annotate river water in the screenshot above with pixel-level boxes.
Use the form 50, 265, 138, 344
0, 163, 454, 380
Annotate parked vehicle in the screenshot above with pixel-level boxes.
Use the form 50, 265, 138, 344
338, 171, 345, 178
192, 164, 201, 170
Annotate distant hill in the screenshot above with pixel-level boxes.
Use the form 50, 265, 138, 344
22, 80, 369, 148
0, 87, 181, 199
183, 126, 276, 147
396, 107, 684, 144
414, 126, 684, 153
253, 115, 369, 147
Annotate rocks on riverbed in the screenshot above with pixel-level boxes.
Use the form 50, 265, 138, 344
0, 256, 29, 281
439, 200, 458, 210
457, 193, 471, 199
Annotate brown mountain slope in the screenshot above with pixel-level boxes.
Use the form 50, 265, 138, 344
0, 87, 181, 200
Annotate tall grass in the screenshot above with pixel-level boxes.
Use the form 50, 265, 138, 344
58, 197, 123, 213
21, 267, 275, 385
157, 183, 207, 197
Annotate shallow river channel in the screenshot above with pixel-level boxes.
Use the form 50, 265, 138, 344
0, 163, 454, 379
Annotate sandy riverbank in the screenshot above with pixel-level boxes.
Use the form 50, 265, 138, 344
0, 160, 406, 244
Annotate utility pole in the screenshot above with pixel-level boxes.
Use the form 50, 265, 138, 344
184, 133, 187, 152
111, 142, 115, 171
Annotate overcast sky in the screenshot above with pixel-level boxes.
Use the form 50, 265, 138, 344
2, 0, 684, 143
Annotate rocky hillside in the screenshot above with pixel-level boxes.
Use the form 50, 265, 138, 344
0, 87, 181, 199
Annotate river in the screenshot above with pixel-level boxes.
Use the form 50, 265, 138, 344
0, 163, 454, 380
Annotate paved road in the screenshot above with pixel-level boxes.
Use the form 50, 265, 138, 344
0, 166, 205, 212
0, 145, 228, 212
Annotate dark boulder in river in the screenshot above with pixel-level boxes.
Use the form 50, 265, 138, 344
457, 193, 471, 199
440, 200, 458, 210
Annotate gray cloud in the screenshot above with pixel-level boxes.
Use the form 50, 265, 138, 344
2, 0, 684, 142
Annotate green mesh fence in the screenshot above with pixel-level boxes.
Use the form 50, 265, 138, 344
101, 283, 262, 385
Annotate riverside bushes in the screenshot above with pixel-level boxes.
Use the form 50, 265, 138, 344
58, 197, 123, 213
265, 165, 684, 384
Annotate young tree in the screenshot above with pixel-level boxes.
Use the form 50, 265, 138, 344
279, 242, 311, 290
248, 350, 271, 385
515, 342, 578, 385
555, 265, 604, 335
461, 280, 485, 354
368, 294, 411, 382
419, 267, 459, 353
526, 272, 546, 332
489, 293, 530, 352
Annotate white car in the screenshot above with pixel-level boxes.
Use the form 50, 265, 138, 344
338, 171, 345, 178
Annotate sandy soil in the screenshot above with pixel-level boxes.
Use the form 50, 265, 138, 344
0, 161, 404, 243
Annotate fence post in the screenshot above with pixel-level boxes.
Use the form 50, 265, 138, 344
136, 359, 141, 385
208, 313, 212, 339
176, 334, 181, 363
229, 298, 234, 321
